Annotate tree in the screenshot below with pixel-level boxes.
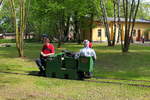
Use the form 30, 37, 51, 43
29, 0, 99, 46
9, 0, 29, 57
100, 0, 112, 46
117, 0, 122, 45
137, 1, 150, 20
121, 0, 140, 52
0, 16, 14, 33
112, 0, 117, 46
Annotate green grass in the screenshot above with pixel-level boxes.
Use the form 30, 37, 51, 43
0, 43, 150, 100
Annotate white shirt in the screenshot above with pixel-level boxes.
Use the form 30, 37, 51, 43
79, 47, 96, 60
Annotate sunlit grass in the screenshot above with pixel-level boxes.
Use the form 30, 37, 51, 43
0, 43, 150, 99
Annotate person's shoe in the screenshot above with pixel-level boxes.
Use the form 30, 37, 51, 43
84, 72, 92, 78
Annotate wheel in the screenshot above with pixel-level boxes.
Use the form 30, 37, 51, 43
78, 71, 84, 80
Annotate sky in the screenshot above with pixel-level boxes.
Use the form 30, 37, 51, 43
142, 0, 150, 3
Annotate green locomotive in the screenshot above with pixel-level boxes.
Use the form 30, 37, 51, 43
45, 52, 94, 80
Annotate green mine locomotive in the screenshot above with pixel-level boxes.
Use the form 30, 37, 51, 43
45, 51, 94, 80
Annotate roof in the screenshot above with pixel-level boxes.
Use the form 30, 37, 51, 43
95, 17, 150, 24
4, 33, 15, 36
107, 17, 150, 23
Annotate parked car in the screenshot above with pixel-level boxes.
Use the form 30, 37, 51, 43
0, 34, 4, 39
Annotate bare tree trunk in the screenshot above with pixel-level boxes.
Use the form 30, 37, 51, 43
10, 0, 27, 57
64, 16, 70, 42
74, 11, 81, 44
122, 0, 140, 52
129, 0, 140, 43
10, 0, 20, 52
100, 0, 112, 46
112, 0, 117, 46
24, 0, 31, 40
57, 19, 63, 48
117, 0, 123, 50
122, 0, 129, 52
57, 0, 65, 48
127, 0, 135, 44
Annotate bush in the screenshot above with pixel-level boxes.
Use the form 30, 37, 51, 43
0, 39, 16, 43
0, 39, 38, 44
24, 39, 38, 43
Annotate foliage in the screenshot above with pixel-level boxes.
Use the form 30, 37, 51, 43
0, 39, 15, 43
27, 0, 101, 46
0, 0, 14, 33
137, 1, 150, 20
0, 0, 149, 52
0, 39, 38, 44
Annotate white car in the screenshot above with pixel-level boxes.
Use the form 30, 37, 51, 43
0, 34, 4, 39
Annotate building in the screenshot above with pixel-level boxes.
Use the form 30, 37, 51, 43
0, 33, 35, 39
81, 18, 150, 42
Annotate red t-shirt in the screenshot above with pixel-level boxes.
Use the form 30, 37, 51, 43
42, 43, 55, 54
89, 42, 92, 48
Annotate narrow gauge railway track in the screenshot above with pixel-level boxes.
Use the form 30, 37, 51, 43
93, 76, 150, 83
85, 77, 150, 88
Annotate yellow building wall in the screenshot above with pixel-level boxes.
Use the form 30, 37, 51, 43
92, 26, 107, 41
92, 22, 150, 41
133, 23, 150, 35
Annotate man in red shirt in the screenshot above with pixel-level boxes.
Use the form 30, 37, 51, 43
89, 42, 92, 48
36, 38, 55, 75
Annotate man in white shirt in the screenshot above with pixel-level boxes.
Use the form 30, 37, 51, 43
79, 40, 96, 60
78, 40, 96, 78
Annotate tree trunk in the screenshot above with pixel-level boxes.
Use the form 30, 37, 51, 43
57, 34, 62, 48
64, 16, 70, 42
100, 0, 112, 46
122, 0, 140, 52
129, 0, 140, 44
10, 0, 20, 55
117, 0, 123, 50
89, 13, 94, 42
74, 12, 81, 44
10, 0, 27, 57
112, 0, 117, 46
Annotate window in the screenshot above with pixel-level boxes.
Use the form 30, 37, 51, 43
105, 32, 107, 37
98, 29, 102, 37
133, 30, 136, 36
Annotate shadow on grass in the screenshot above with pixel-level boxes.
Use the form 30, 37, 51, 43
0, 70, 40, 77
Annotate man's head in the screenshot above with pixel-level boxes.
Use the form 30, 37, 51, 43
43, 38, 50, 44
83, 40, 89, 47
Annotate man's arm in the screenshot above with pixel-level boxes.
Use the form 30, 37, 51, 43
40, 52, 54, 57
92, 50, 96, 60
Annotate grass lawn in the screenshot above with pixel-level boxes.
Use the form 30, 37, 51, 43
0, 43, 150, 100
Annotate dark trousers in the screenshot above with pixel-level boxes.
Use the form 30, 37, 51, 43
35, 58, 46, 74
